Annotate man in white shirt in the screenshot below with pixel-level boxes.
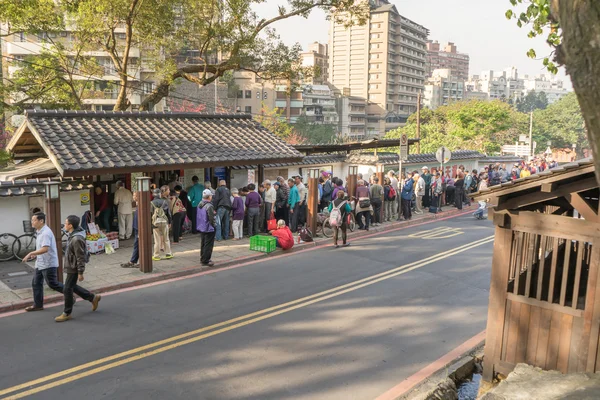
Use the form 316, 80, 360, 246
388, 170, 399, 220
295, 175, 307, 226
263, 180, 277, 227
414, 173, 425, 214
113, 181, 134, 240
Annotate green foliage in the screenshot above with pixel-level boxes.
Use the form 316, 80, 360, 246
385, 100, 528, 154
515, 90, 549, 112
505, 0, 560, 74
293, 116, 338, 144
254, 104, 294, 140
532, 92, 587, 149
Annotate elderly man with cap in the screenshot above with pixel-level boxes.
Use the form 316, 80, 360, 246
421, 166, 432, 208
113, 180, 134, 240
150, 188, 173, 261
197, 189, 216, 267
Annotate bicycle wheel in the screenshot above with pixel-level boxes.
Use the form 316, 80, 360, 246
0, 233, 18, 261
347, 214, 356, 232
322, 220, 333, 238
13, 234, 36, 261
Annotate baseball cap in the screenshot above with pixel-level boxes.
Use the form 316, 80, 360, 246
203, 189, 213, 197
422, 166, 429, 170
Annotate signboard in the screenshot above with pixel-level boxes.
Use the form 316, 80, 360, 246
214, 167, 227, 181
436, 146, 452, 165
80, 192, 90, 206
400, 144, 408, 162
400, 133, 408, 146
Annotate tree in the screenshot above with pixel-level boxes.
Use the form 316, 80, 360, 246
254, 104, 294, 141
385, 100, 527, 154
516, 90, 548, 112
506, 0, 600, 181
532, 92, 587, 151
1, 0, 370, 111
293, 116, 338, 144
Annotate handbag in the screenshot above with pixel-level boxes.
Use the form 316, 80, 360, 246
359, 199, 371, 208
267, 212, 277, 231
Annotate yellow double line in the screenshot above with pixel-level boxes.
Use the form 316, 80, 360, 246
1, 235, 494, 399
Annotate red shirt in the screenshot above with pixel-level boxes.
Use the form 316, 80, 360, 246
271, 227, 294, 250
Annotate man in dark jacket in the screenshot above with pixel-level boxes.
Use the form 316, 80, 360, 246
55, 215, 101, 322
197, 189, 216, 267
212, 180, 232, 242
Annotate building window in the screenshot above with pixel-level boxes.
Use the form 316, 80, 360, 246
237, 90, 243, 98
245, 90, 252, 99
244, 106, 252, 114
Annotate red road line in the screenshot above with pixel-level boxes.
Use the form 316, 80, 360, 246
0, 208, 477, 318
374, 330, 486, 400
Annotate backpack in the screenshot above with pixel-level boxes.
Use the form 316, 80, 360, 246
151, 201, 168, 228
299, 226, 313, 242
388, 186, 397, 200
329, 200, 347, 227
170, 196, 186, 214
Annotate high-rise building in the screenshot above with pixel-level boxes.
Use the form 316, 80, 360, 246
329, 0, 428, 135
426, 41, 470, 81
300, 42, 329, 85
423, 69, 465, 110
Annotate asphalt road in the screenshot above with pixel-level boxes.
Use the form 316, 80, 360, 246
0, 213, 494, 400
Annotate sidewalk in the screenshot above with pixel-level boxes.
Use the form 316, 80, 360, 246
0, 205, 477, 313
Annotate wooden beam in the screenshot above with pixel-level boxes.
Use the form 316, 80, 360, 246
509, 211, 600, 243
541, 182, 558, 193
497, 177, 598, 211
493, 212, 511, 228
567, 192, 598, 221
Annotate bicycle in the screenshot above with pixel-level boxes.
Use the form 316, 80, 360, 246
0, 233, 19, 261
13, 221, 68, 261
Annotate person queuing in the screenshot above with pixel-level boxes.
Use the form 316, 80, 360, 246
231, 188, 245, 240
370, 176, 384, 226
94, 186, 111, 232
400, 173, 414, 220
212, 180, 232, 242
197, 189, 216, 267
273, 182, 287, 224
187, 176, 204, 234
263, 180, 277, 231
151, 188, 173, 261
113, 181, 134, 240
121, 192, 140, 269
245, 183, 262, 237
355, 179, 371, 231
288, 178, 300, 232
169, 187, 187, 244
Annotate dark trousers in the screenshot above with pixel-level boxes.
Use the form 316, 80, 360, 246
32, 267, 63, 308
98, 209, 111, 232
190, 206, 199, 234
333, 224, 347, 245
423, 187, 431, 208
357, 211, 371, 229
200, 231, 215, 264
402, 198, 412, 220
454, 188, 464, 210
372, 198, 382, 224
63, 273, 95, 315
172, 211, 185, 242
130, 229, 139, 263
247, 207, 260, 237
446, 186, 455, 205
291, 203, 300, 232
264, 203, 273, 230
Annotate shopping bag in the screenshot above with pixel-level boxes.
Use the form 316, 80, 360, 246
267, 213, 277, 231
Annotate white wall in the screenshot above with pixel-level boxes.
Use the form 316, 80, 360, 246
0, 190, 91, 237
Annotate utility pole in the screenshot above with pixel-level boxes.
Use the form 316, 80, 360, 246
528, 110, 533, 160
416, 92, 421, 154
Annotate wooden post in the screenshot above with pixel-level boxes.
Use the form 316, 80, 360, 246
43, 182, 63, 283
376, 164, 385, 222
137, 177, 153, 273
89, 183, 95, 223
307, 168, 320, 235
257, 165, 265, 187
347, 166, 358, 202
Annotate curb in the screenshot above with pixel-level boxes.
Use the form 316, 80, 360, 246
0, 205, 477, 315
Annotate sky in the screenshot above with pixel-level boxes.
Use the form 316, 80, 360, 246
253, 0, 572, 88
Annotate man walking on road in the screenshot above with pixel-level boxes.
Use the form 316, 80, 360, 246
23, 212, 64, 312
198, 189, 216, 267
212, 180, 232, 242
55, 215, 101, 322
113, 181, 134, 240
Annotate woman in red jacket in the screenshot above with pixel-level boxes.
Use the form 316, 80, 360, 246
270, 220, 294, 250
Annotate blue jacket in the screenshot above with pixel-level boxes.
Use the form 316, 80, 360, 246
401, 179, 414, 200
288, 185, 300, 208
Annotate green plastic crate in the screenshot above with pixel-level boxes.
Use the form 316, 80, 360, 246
249, 235, 277, 253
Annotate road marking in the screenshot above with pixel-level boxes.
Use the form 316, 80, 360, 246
0, 235, 494, 399
409, 226, 464, 239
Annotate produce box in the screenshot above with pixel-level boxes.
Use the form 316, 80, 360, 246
105, 232, 119, 240
249, 235, 277, 254
107, 239, 119, 250
86, 240, 106, 254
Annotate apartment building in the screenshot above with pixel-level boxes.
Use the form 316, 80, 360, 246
1, 28, 164, 111
301, 42, 329, 85
423, 68, 465, 110
337, 96, 367, 139
522, 73, 569, 104
329, 0, 428, 134
426, 41, 470, 81
231, 70, 276, 116
302, 85, 338, 125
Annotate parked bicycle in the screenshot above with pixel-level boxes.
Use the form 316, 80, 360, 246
12, 221, 68, 261
0, 233, 19, 262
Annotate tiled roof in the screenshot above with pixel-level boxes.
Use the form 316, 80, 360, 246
0, 158, 57, 181
346, 150, 485, 166
474, 158, 596, 199
12, 110, 303, 176
231, 154, 346, 170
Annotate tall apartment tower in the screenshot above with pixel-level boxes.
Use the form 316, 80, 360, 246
329, 0, 428, 134
301, 42, 329, 85
426, 41, 470, 81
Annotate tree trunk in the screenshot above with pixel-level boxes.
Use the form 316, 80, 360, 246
554, 0, 600, 183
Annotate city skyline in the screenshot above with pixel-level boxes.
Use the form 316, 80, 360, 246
253, 0, 572, 89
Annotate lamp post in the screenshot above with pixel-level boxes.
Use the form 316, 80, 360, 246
307, 168, 320, 235
43, 182, 63, 282
347, 166, 358, 204
136, 176, 153, 273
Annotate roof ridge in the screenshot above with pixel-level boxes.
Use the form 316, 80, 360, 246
24, 109, 252, 120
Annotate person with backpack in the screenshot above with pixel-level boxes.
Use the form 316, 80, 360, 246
328, 190, 352, 248
151, 188, 173, 261
383, 178, 394, 222
55, 215, 101, 322
198, 189, 217, 267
